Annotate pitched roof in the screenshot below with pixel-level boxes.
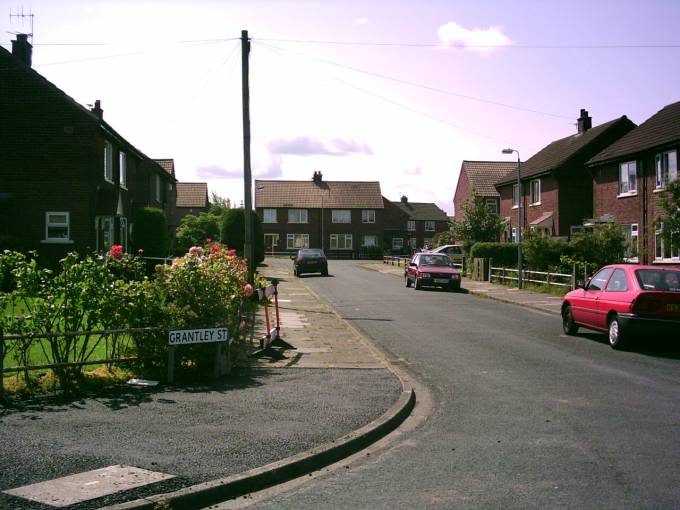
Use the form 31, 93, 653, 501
461, 161, 518, 197
496, 116, 633, 185
393, 201, 449, 221
154, 159, 175, 178
588, 101, 680, 165
255, 180, 384, 208
176, 182, 208, 208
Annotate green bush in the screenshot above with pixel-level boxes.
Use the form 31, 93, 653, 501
220, 208, 264, 264
175, 213, 221, 255
132, 207, 169, 258
469, 242, 519, 267
562, 222, 626, 271
522, 229, 568, 270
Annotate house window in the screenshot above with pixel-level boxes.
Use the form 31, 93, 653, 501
392, 238, 403, 250
655, 150, 678, 189
119, 152, 127, 188
45, 212, 70, 242
263, 209, 277, 223
155, 174, 162, 202
330, 234, 352, 249
95, 216, 115, 251
104, 141, 113, 182
530, 179, 541, 205
407, 220, 416, 231
511, 227, 518, 243
362, 210, 375, 223
622, 224, 638, 261
655, 222, 680, 261
288, 209, 308, 223
332, 209, 351, 223
362, 235, 377, 247
119, 217, 128, 252
485, 198, 498, 213
512, 184, 519, 208
287, 233, 309, 249
619, 161, 637, 194
425, 221, 435, 231
409, 238, 417, 249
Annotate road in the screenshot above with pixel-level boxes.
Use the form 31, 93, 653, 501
234, 260, 680, 509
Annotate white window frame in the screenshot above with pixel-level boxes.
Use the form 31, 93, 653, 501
424, 220, 435, 232
622, 223, 638, 262
655, 222, 680, 261
512, 183, 519, 208
288, 209, 308, 224
407, 220, 416, 231
286, 233, 309, 249
392, 238, 403, 250
155, 174, 162, 202
361, 209, 375, 223
530, 179, 541, 205
409, 238, 417, 249
263, 208, 277, 223
362, 235, 378, 247
119, 216, 128, 252
104, 141, 113, 182
119, 152, 127, 189
332, 209, 351, 224
330, 234, 353, 250
44, 211, 71, 243
655, 150, 678, 190
95, 215, 115, 251
511, 227, 518, 243
618, 160, 637, 195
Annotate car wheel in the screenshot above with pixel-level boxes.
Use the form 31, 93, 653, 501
405, 276, 412, 287
608, 315, 627, 350
450, 283, 460, 292
321, 268, 328, 276
562, 304, 579, 335
414, 277, 421, 290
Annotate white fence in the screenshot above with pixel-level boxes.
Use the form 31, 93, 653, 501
490, 266, 574, 289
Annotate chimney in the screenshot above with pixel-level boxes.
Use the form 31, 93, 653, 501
312, 171, 323, 183
577, 108, 592, 134
91, 100, 103, 119
400, 195, 408, 203
11, 34, 32, 67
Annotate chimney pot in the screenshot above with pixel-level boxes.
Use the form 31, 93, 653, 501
401, 195, 408, 203
11, 33, 32, 67
91, 100, 103, 119
577, 108, 592, 134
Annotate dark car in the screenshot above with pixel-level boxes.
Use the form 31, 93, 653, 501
404, 252, 461, 291
561, 264, 680, 349
292, 249, 328, 277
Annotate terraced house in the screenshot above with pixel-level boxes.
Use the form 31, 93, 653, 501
588, 100, 680, 264
0, 35, 177, 266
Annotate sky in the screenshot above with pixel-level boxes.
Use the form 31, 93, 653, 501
2, 0, 679, 215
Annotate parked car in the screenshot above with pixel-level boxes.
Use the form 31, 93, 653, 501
561, 264, 680, 349
428, 244, 464, 264
292, 249, 328, 277
405, 252, 461, 291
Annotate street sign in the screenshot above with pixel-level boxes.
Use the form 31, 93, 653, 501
168, 328, 229, 346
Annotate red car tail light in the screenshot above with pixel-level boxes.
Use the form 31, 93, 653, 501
631, 294, 662, 316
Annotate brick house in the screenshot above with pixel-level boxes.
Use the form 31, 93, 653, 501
495, 109, 636, 241
175, 182, 210, 226
588, 101, 680, 264
453, 160, 517, 219
389, 196, 450, 252
254, 172, 385, 257
0, 35, 177, 266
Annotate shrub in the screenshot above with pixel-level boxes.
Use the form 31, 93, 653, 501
220, 208, 264, 264
175, 213, 221, 255
469, 242, 519, 267
132, 207, 169, 258
522, 229, 568, 270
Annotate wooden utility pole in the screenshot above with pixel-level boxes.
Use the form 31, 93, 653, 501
241, 29, 254, 283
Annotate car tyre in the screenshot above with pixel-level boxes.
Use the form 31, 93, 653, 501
562, 304, 579, 335
405, 276, 412, 288
608, 315, 627, 350
321, 268, 328, 276
450, 282, 460, 292
414, 277, 421, 290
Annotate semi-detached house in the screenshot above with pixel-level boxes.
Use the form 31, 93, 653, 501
0, 35, 177, 266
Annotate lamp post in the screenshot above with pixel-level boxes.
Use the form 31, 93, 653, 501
502, 148, 523, 289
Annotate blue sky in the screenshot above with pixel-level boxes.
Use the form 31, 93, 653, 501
2, 0, 679, 213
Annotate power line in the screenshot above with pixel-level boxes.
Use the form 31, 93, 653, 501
257, 37, 680, 49
256, 40, 572, 120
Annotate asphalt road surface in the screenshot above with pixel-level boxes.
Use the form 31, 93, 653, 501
245, 260, 680, 510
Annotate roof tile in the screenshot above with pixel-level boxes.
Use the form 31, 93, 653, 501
176, 182, 208, 208
255, 180, 384, 208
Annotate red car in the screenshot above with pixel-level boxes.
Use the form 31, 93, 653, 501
404, 252, 461, 291
561, 264, 680, 349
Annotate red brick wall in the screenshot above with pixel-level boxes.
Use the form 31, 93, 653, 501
453, 169, 471, 220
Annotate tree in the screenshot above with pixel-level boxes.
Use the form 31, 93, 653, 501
450, 191, 504, 245
658, 179, 680, 252
219, 208, 264, 264
131, 207, 169, 257
567, 222, 626, 268
431, 225, 456, 247
208, 192, 232, 216
175, 213, 221, 254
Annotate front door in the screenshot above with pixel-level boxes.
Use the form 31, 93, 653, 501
264, 234, 279, 255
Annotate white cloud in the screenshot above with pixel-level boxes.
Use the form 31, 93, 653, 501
196, 165, 242, 179
354, 17, 369, 25
268, 136, 373, 157
437, 21, 512, 54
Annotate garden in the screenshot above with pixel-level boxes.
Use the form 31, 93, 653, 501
0, 242, 266, 399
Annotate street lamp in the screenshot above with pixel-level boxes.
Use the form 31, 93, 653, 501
502, 148, 523, 289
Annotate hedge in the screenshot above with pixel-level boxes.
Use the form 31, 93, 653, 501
469, 242, 519, 267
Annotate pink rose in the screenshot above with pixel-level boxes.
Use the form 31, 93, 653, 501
243, 283, 254, 297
